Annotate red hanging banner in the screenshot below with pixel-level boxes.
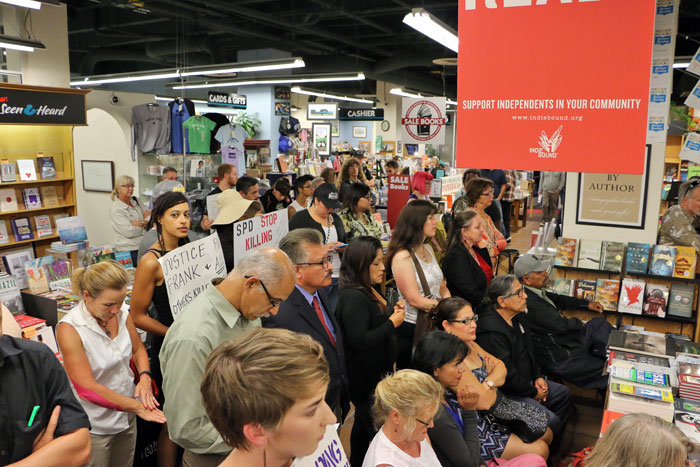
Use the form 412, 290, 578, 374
387, 174, 411, 228
456, 0, 656, 174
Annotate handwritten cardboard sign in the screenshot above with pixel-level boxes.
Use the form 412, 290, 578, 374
233, 210, 289, 267
159, 235, 226, 320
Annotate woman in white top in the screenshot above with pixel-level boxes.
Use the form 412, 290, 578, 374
57, 261, 165, 467
386, 199, 450, 369
288, 174, 315, 218
110, 175, 150, 263
363, 369, 443, 467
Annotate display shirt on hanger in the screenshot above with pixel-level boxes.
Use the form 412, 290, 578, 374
132, 104, 171, 158
169, 98, 195, 154
182, 115, 217, 154
221, 146, 246, 182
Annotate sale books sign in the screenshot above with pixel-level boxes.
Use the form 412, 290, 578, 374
233, 209, 289, 266
457, 0, 656, 174
387, 174, 411, 228
401, 97, 447, 145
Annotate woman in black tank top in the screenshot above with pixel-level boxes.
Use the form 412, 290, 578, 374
130, 191, 190, 467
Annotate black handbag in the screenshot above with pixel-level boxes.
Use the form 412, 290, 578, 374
482, 391, 549, 443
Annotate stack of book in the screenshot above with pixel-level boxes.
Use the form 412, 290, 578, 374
678, 355, 700, 400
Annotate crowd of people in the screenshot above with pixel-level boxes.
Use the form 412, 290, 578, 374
4, 162, 697, 467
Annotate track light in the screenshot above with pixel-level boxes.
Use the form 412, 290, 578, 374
291, 87, 374, 104
172, 72, 366, 90
0, 35, 46, 52
403, 8, 458, 53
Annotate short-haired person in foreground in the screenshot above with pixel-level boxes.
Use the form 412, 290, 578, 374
236, 175, 260, 200
200, 328, 336, 467
363, 369, 444, 467
585, 413, 692, 467
515, 254, 612, 390
160, 248, 295, 467
263, 229, 350, 420
659, 176, 700, 249
476, 275, 571, 443
413, 332, 547, 467
0, 291, 91, 466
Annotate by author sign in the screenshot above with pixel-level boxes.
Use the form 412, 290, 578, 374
0, 84, 87, 125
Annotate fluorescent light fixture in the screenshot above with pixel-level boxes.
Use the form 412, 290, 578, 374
291, 86, 374, 104
390, 87, 424, 99
446, 99, 457, 105
0, 0, 41, 9
179, 57, 305, 77
155, 96, 207, 104
403, 8, 458, 53
0, 35, 46, 52
172, 72, 365, 90
71, 70, 181, 86
673, 62, 690, 69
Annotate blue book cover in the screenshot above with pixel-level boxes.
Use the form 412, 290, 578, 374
649, 245, 676, 277
55, 216, 87, 244
114, 251, 134, 269
626, 242, 651, 274
11, 217, 34, 241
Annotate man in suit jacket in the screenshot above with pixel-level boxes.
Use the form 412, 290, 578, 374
263, 228, 350, 419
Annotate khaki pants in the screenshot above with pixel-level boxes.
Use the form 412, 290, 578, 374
88, 414, 137, 467
182, 450, 229, 467
541, 191, 559, 223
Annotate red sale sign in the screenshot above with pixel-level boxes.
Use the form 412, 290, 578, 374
387, 174, 411, 228
457, 0, 656, 174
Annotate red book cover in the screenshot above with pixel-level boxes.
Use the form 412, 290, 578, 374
600, 410, 625, 435
13, 313, 46, 329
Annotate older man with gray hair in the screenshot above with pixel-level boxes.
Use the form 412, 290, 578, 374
263, 228, 350, 420
659, 177, 700, 250
160, 247, 295, 467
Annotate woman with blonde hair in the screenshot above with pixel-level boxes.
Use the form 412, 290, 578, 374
57, 261, 165, 467
337, 157, 368, 201
585, 413, 691, 467
201, 327, 336, 467
110, 174, 150, 265
363, 369, 444, 466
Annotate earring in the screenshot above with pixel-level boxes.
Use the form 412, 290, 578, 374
394, 424, 398, 433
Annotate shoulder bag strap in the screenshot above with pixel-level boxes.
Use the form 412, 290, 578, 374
408, 250, 432, 298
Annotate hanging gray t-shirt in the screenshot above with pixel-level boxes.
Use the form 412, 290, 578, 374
215, 124, 247, 152
132, 104, 172, 158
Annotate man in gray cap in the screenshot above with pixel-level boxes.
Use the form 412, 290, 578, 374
515, 254, 611, 390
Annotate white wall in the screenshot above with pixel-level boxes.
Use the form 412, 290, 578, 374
562, 142, 664, 244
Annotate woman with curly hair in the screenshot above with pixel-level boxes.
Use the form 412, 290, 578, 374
337, 157, 367, 202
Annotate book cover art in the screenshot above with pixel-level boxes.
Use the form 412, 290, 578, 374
625, 242, 652, 274
594, 279, 620, 311
576, 239, 602, 269
575, 279, 597, 301
554, 237, 578, 267
96, 252, 116, 263
0, 188, 18, 212
44, 259, 72, 290
675, 398, 700, 415
1, 161, 16, 182
16, 159, 37, 181
0, 220, 8, 245
600, 410, 625, 435
55, 216, 87, 244
673, 246, 696, 279
617, 279, 645, 315
24, 258, 52, 294
609, 382, 673, 402
21, 187, 42, 210
610, 365, 670, 387
114, 251, 134, 269
674, 412, 700, 444
608, 330, 668, 356
34, 215, 53, 239
643, 283, 669, 318
649, 245, 676, 277
11, 217, 33, 242
0, 274, 24, 314
601, 241, 625, 272
608, 349, 671, 367
2, 250, 34, 290
36, 156, 56, 180
39, 186, 59, 207
673, 340, 700, 357
668, 283, 695, 319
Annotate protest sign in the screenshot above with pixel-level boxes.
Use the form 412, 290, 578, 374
233, 209, 289, 266
291, 424, 348, 467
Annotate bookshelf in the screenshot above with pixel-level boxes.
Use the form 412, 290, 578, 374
554, 265, 699, 341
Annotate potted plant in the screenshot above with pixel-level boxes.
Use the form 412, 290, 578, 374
233, 112, 262, 139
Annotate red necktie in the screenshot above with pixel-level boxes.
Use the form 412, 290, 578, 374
312, 296, 336, 346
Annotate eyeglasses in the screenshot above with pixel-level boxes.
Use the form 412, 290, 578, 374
415, 417, 434, 426
244, 275, 283, 308
502, 288, 526, 299
295, 256, 333, 267
449, 315, 479, 325
362, 194, 372, 200
480, 191, 494, 197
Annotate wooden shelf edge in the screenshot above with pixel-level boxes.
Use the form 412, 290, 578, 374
0, 232, 59, 248
0, 177, 73, 186
0, 202, 74, 216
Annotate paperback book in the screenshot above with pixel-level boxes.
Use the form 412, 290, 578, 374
643, 283, 669, 318
16, 159, 37, 181
668, 283, 695, 319
576, 239, 602, 269
36, 155, 56, 179
594, 279, 620, 311
55, 216, 87, 244
625, 242, 651, 274
601, 241, 625, 272
674, 412, 700, 444
23, 257, 53, 294
0, 188, 18, 212
114, 251, 134, 269
21, 187, 42, 210
44, 259, 72, 290
40, 186, 59, 207
11, 217, 33, 242
607, 349, 671, 367
673, 246, 697, 279
0, 220, 8, 245
608, 330, 669, 357
0, 273, 24, 314
575, 279, 597, 301
609, 382, 673, 403
554, 237, 578, 267
2, 249, 34, 290
34, 215, 53, 238
649, 245, 677, 277
617, 279, 645, 315
1, 160, 16, 182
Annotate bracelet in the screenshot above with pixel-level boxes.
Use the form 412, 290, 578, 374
139, 370, 152, 378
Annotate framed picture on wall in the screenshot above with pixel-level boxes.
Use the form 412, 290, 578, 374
81, 160, 114, 193
331, 121, 340, 137
307, 103, 338, 120
358, 141, 370, 153
575, 144, 651, 229
352, 126, 367, 138
312, 123, 332, 156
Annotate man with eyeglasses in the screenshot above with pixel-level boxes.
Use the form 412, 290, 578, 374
159, 248, 295, 467
263, 229, 350, 422
515, 254, 612, 391
659, 177, 700, 250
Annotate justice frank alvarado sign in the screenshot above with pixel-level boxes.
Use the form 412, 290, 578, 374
456, 0, 656, 174
0, 84, 88, 125
401, 97, 447, 145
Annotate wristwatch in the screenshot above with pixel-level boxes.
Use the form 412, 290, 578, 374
484, 380, 495, 389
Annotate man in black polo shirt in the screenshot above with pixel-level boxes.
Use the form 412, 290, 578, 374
0, 308, 91, 466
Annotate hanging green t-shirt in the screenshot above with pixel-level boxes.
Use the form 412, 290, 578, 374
182, 116, 217, 154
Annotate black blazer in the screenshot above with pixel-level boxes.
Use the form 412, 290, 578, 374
441, 242, 491, 309
262, 287, 349, 416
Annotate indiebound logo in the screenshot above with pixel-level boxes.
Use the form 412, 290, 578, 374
530, 125, 563, 158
